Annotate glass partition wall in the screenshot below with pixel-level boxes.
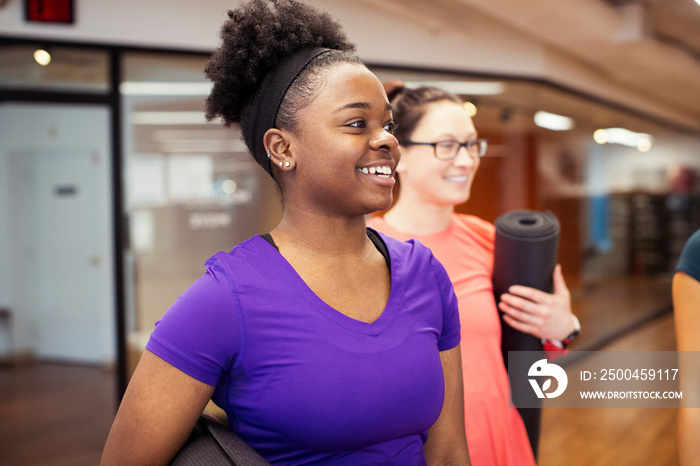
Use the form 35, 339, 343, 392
0, 43, 109, 92
120, 52, 282, 379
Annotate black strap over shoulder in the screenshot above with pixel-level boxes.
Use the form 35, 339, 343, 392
366, 228, 391, 271
260, 229, 391, 271
170, 416, 270, 466
261, 232, 277, 251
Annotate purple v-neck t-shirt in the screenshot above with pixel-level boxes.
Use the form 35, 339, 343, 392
146, 230, 461, 465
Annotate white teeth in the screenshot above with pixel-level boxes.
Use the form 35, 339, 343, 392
445, 175, 467, 182
360, 166, 392, 175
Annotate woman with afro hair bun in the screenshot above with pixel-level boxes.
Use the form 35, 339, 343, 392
102, 1, 471, 464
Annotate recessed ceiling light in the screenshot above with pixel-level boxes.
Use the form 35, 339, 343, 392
33, 49, 51, 66
534, 111, 574, 131
463, 102, 477, 117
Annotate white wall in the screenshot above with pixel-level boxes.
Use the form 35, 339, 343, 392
0, 0, 694, 131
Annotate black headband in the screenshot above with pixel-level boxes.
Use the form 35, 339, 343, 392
249, 47, 331, 176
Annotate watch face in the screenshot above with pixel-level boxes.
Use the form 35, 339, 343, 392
572, 315, 581, 332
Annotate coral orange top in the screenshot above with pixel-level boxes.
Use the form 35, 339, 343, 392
368, 214, 536, 466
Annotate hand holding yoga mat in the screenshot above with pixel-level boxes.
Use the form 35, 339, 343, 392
492, 209, 560, 460
493, 209, 561, 354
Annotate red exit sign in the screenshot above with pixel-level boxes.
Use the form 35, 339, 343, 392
25, 0, 74, 24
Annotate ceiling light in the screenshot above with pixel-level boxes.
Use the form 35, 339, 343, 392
593, 127, 653, 152
131, 111, 209, 125
463, 102, 477, 117
33, 49, 51, 66
593, 129, 609, 144
637, 137, 652, 152
120, 82, 213, 96
534, 111, 574, 131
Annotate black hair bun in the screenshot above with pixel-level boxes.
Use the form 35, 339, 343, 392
205, 0, 356, 127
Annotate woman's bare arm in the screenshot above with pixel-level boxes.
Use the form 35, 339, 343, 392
424, 344, 471, 465
673, 271, 700, 466
101, 350, 216, 465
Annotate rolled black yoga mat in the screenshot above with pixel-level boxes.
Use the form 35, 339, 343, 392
492, 209, 560, 460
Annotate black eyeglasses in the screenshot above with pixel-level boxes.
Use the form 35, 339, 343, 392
403, 138, 488, 160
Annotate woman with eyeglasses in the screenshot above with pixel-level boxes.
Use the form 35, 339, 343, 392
368, 84, 577, 466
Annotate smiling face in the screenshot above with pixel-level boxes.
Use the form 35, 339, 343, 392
397, 100, 480, 208
282, 63, 400, 217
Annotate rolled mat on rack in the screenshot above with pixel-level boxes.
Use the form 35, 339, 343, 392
492, 209, 560, 460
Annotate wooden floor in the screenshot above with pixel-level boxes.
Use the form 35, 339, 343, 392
0, 363, 116, 466
539, 311, 679, 466
0, 277, 678, 465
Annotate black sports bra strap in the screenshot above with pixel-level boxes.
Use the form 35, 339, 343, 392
366, 228, 391, 271
259, 229, 391, 271
261, 232, 278, 251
